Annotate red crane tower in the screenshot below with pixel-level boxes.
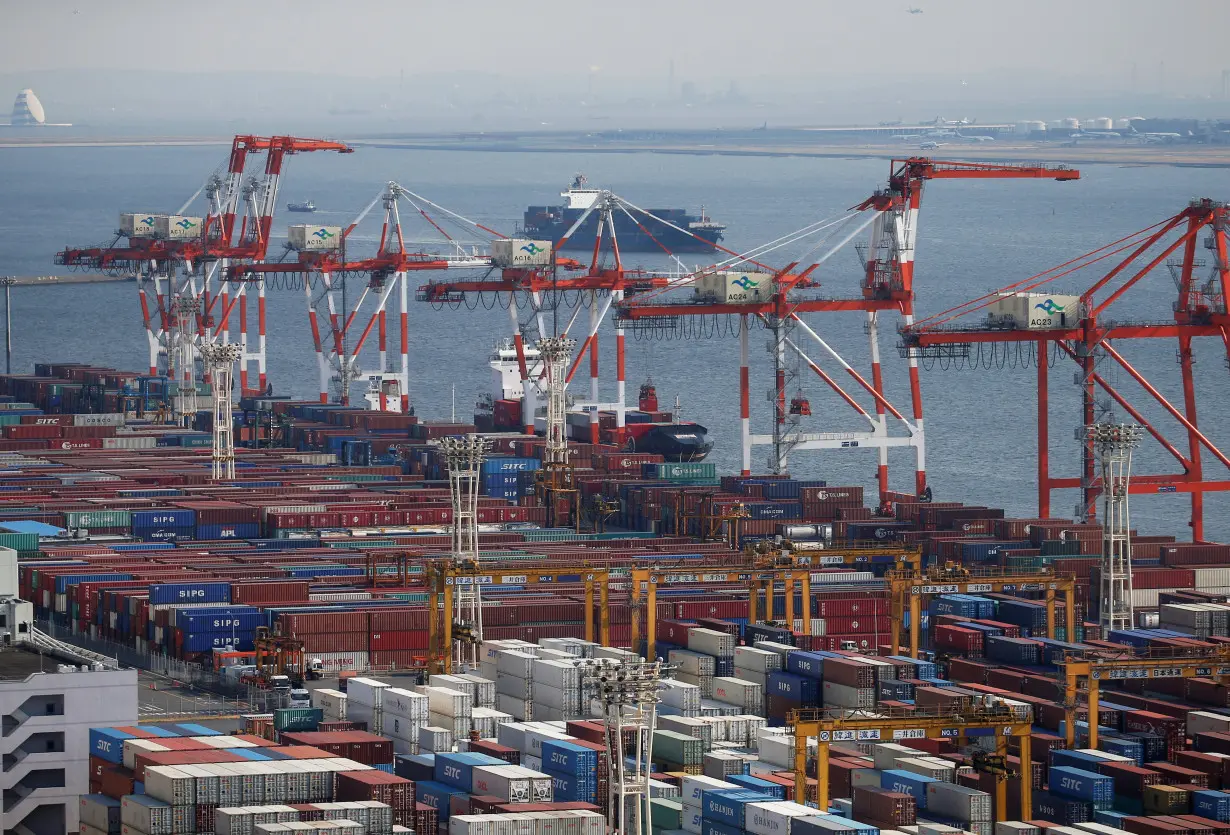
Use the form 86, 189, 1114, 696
615, 158, 1079, 507
56, 135, 353, 395
900, 197, 1230, 540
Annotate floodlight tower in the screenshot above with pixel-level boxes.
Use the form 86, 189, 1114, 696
200, 342, 243, 480
535, 336, 580, 528
583, 658, 673, 835
171, 296, 201, 424
440, 434, 492, 669
1088, 422, 1143, 632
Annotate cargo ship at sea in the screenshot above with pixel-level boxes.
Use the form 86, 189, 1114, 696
521, 175, 725, 252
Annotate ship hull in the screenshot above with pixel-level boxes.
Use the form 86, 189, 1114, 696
524, 208, 723, 253
627, 424, 713, 462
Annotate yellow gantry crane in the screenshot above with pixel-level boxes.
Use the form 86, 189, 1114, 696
790, 705, 1034, 819
747, 540, 924, 574
886, 565, 1078, 658
425, 559, 612, 674
1058, 646, 1230, 748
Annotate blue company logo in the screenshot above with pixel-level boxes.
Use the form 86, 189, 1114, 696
1034, 298, 1065, 315
140, 216, 157, 226
731, 275, 759, 291
312, 228, 336, 240
520, 242, 546, 255
175, 218, 197, 230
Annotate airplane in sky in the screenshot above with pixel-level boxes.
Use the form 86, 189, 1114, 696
933, 116, 972, 126
1127, 125, 1188, 143
908, 7, 923, 13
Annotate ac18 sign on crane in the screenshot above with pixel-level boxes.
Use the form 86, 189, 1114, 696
615, 158, 1079, 509
56, 135, 353, 397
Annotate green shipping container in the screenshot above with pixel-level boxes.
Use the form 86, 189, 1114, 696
273, 707, 323, 732
652, 729, 704, 766
64, 510, 131, 530
647, 462, 717, 481
650, 798, 683, 830
0, 532, 39, 552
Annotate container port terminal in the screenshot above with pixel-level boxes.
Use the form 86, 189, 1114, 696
0, 132, 1229, 835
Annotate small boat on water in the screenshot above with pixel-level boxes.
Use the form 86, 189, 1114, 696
287, 200, 316, 213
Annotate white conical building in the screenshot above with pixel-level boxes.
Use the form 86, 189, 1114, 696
11, 89, 46, 126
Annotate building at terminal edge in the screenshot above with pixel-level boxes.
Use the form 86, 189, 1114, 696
0, 548, 137, 835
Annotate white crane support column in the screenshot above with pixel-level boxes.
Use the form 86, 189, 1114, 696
537, 336, 577, 466
1088, 422, 1142, 632
582, 659, 673, 835
172, 296, 201, 425
440, 434, 492, 669
199, 342, 243, 481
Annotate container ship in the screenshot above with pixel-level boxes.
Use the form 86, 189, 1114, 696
522, 175, 725, 252
477, 340, 712, 461
3, 359, 1228, 835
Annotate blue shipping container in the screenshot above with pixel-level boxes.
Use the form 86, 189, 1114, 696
89, 727, 133, 764
56, 573, 133, 594
1032, 789, 1090, 825
541, 739, 600, 774
434, 751, 505, 790
548, 769, 596, 802
149, 582, 232, 606
727, 775, 786, 799
785, 650, 827, 680
881, 769, 937, 807
703, 821, 745, 835
1194, 790, 1230, 822
195, 523, 260, 540
768, 671, 820, 703
1048, 766, 1114, 808
132, 509, 196, 529
702, 790, 777, 827
177, 611, 264, 632
481, 457, 540, 474
415, 780, 468, 821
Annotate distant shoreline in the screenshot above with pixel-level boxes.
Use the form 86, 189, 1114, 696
7, 274, 132, 286
2, 133, 1228, 168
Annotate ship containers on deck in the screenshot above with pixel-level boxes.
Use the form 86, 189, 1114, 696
1048, 766, 1115, 808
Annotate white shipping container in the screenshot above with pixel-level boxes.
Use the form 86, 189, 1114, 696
1188, 711, 1230, 735
753, 640, 800, 660
347, 677, 391, 707
154, 214, 204, 240
74, 412, 126, 426
532, 682, 582, 714
457, 673, 498, 707
822, 680, 874, 709
693, 271, 774, 305
121, 794, 174, 835
688, 628, 736, 658
533, 658, 583, 689
288, 225, 344, 251
120, 212, 161, 238
898, 756, 953, 782
124, 737, 171, 769
659, 715, 714, 749
994, 826, 1039, 835
659, 679, 703, 714
681, 775, 739, 806
593, 646, 641, 662
873, 743, 921, 770
851, 768, 883, 789
429, 710, 470, 741
313, 688, 348, 720
422, 685, 473, 717
986, 292, 1080, 330
420, 725, 454, 753
675, 671, 715, 698
712, 676, 763, 711
734, 667, 768, 689
498, 673, 533, 699
382, 712, 421, 744
734, 646, 783, 673
926, 781, 993, 822
497, 649, 538, 679
757, 734, 795, 768
496, 692, 532, 720
472, 764, 533, 802
743, 800, 817, 835
383, 686, 429, 720
471, 707, 513, 738
81, 796, 122, 833
144, 765, 196, 806
670, 649, 717, 676
491, 238, 554, 267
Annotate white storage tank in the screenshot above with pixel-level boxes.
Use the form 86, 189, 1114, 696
121, 213, 161, 238
693, 271, 773, 304
491, 238, 553, 267
1062, 118, 1081, 130
1114, 118, 1132, 130
1014, 122, 1034, 135
154, 215, 204, 240
1092, 117, 1114, 131
288, 224, 343, 251
1027, 120, 1047, 133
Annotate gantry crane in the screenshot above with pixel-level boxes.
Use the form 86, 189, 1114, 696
425, 559, 612, 674
901, 198, 1230, 540
1058, 646, 1230, 748
746, 538, 924, 576
789, 704, 1034, 818
616, 159, 1079, 506
57, 135, 353, 394
886, 564, 1077, 659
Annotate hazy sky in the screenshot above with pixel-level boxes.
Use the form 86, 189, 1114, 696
3, 0, 1227, 86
